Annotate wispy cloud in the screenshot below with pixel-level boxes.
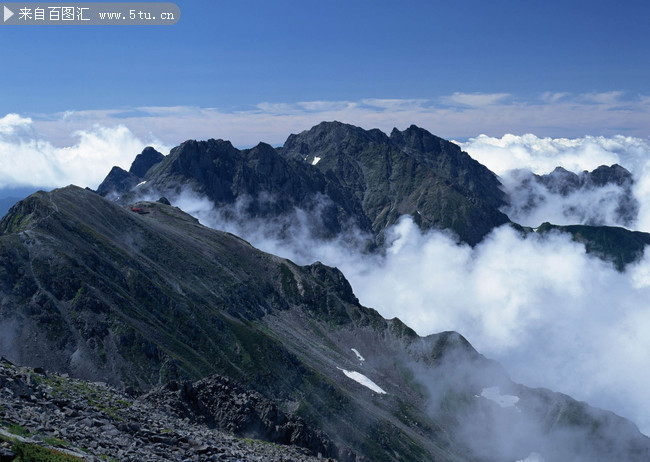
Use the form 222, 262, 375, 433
442, 92, 511, 107
360, 98, 430, 111
578, 91, 626, 105
3, 91, 649, 188
25, 91, 649, 149
540, 92, 569, 103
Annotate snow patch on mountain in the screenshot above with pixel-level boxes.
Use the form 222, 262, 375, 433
351, 348, 365, 362
337, 367, 386, 394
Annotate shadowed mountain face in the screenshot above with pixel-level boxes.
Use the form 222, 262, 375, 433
280, 122, 509, 245
129, 146, 165, 178
0, 186, 648, 461
101, 122, 510, 245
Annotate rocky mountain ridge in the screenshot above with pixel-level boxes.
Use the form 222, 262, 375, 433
101, 122, 510, 245
1, 186, 649, 461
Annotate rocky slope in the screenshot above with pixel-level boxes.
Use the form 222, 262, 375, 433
0, 357, 329, 461
1, 187, 649, 461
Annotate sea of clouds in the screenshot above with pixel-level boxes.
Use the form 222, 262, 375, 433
174, 192, 650, 437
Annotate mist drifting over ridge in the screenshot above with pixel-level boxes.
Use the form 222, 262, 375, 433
135, 129, 650, 439
170, 189, 650, 437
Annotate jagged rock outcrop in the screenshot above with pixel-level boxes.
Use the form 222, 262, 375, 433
143, 375, 353, 460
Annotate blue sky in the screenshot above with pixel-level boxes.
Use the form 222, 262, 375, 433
3, 0, 649, 113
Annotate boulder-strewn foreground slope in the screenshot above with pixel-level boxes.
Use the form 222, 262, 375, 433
0, 358, 327, 461
1, 186, 648, 461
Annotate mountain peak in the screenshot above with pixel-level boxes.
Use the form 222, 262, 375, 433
96, 147, 164, 198
588, 163, 633, 187
129, 146, 164, 178
281, 121, 389, 157
389, 124, 449, 152
96, 166, 139, 197
390, 125, 506, 209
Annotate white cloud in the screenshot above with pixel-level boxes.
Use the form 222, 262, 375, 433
0, 116, 170, 190
500, 170, 637, 228
0, 114, 32, 135
457, 134, 625, 175
578, 91, 626, 105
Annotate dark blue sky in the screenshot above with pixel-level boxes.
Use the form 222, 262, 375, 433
3, 0, 649, 114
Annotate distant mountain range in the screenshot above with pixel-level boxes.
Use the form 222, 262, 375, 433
1, 122, 649, 461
